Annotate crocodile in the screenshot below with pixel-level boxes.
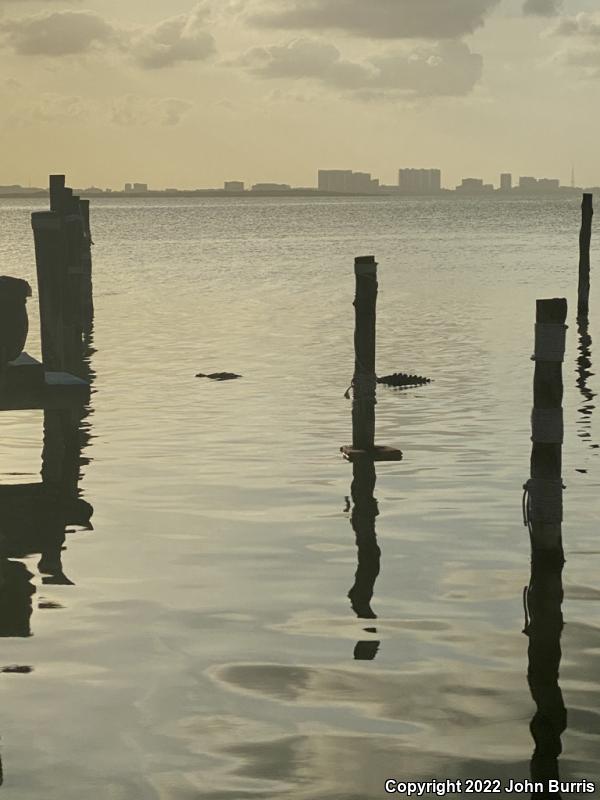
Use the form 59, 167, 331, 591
377, 373, 431, 389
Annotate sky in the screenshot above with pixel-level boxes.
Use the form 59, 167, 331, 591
0, 0, 599, 189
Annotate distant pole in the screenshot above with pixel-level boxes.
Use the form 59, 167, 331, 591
524, 298, 567, 556
578, 194, 593, 320
352, 256, 378, 451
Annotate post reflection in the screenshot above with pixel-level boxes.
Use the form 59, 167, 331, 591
576, 319, 597, 457
525, 550, 566, 797
0, 330, 95, 624
347, 455, 381, 660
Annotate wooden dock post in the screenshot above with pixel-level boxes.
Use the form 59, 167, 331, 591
79, 198, 94, 330
31, 211, 66, 371
49, 174, 66, 213
524, 298, 567, 556
578, 193, 593, 320
341, 256, 402, 462
352, 256, 377, 451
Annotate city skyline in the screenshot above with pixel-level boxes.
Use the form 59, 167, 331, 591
1, 1, 600, 188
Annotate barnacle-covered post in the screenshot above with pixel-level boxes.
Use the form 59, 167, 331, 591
524, 298, 567, 557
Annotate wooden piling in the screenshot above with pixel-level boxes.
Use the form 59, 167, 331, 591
352, 256, 378, 451
341, 255, 402, 462
578, 193, 593, 320
31, 211, 66, 371
78, 199, 94, 329
525, 298, 567, 556
49, 174, 66, 214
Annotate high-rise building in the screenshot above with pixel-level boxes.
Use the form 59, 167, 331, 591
500, 173, 512, 192
456, 178, 484, 192
132, 183, 148, 192
398, 168, 442, 194
124, 183, 132, 193
318, 170, 380, 194
224, 181, 244, 192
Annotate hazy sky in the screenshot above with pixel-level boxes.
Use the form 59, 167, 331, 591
0, 0, 599, 189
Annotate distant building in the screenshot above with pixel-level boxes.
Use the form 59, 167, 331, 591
318, 170, 380, 194
133, 183, 148, 193
456, 178, 484, 193
124, 183, 132, 193
224, 181, 244, 192
500, 173, 512, 192
251, 183, 291, 192
518, 176, 560, 192
519, 176, 538, 191
398, 168, 442, 194
538, 178, 560, 191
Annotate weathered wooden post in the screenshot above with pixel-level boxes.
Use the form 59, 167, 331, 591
352, 256, 377, 451
578, 194, 593, 320
31, 211, 66, 371
523, 298, 567, 557
49, 174, 66, 214
341, 256, 402, 462
79, 198, 94, 330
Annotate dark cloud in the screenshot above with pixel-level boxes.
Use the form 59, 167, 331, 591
249, 0, 500, 40
523, 0, 563, 17
236, 38, 482, 98
131, 4, 215, 69
0, 10, 114, 56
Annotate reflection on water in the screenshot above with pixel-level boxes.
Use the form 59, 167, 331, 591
347, 456, 381, 660
0, 332, 94, 785
0, 196, 599, 798
525, 551, 566, 796
576, 319, 597, 458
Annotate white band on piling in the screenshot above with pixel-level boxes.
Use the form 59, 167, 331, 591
523, 478, 564, 524
532, 323, 567, 362
531, 407, 564, 443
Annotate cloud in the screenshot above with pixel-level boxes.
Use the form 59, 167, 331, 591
523, 0, 563, 16
235, 38, 482, 98
130, 4, 216, 69
249, 0, 500, 40
547, 13, 600, 38
0, 10, 114, 56
0, 4, 215, 69
547, 12, 600, 76
111, 95, 194, 126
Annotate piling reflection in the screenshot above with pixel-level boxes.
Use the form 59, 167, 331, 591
525, 550, 566, 797
0, 331, 95, 626
576, 319, 597, 455
347, 455, 381, 660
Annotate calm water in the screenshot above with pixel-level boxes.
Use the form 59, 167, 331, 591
0, 196, 598, 799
